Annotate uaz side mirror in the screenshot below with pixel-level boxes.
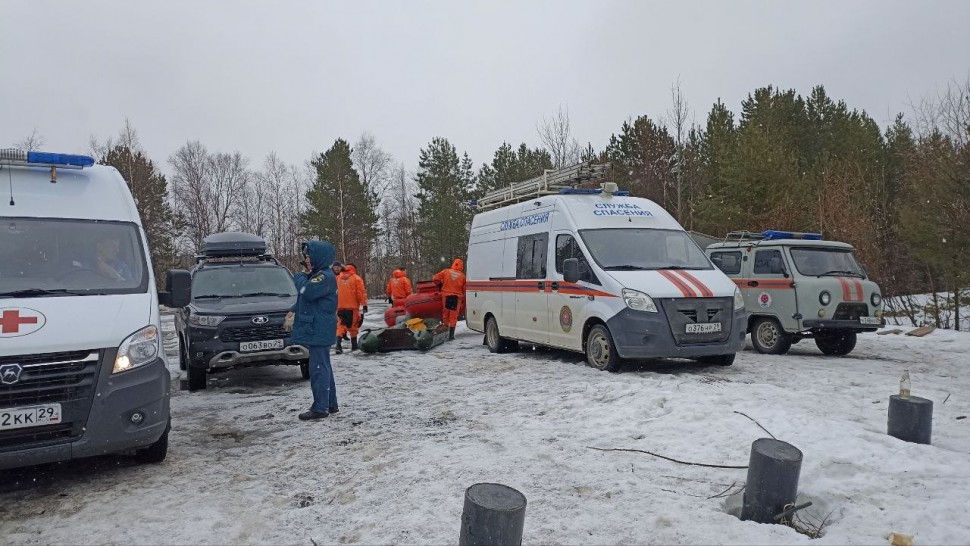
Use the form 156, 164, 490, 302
563, 258, 580, 284
160, 269, 192, 308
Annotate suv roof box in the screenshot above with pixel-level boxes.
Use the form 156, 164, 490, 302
202, 232, 267, 257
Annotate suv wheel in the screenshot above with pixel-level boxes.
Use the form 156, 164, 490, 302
585, 324, 622, 372
299, 360, 310, 380
178, 336, 188, 371
187, 364, 207, 391
751, 317, 793, 355
134, 419, 170, 464
815, 331, 857, 356
485, 316, 518, 353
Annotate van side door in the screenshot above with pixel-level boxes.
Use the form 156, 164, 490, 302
514, 232, 550, 344
743, 248, 798, 331
547, 232, 598, 351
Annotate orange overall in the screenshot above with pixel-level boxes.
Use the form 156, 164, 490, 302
386, 269, 413, 307
433, 259, 466, 328
336, 265, 367, 339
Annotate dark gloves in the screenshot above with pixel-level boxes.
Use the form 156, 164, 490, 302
362, 306, 369, 314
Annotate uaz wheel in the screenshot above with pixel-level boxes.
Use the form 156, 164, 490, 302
815, 331, 857, 356
751, 317, 793, 355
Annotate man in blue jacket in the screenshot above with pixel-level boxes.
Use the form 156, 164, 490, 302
289, 240, 339, 421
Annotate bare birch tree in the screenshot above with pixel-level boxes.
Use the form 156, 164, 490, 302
538, 105, 582, 169
14, 129, 46, 152
663, 78, 692, 222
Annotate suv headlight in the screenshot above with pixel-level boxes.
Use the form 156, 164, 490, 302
190, 313, 226, 327
871, 293, 882, 307
733, 288, 745, 310
622, 288, 658, 312
114, 325, 160, 373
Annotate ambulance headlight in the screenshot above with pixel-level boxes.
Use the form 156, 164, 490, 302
819, 291, 832, 306
114, 325, 160, 373
733, 288, 745, 310
622, 289, 658, 312
871, 293, 881, 307
190, 313, 226, 327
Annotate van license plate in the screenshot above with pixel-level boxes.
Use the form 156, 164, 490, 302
1, 404, 61, 431
686, 323, 721, 334
859, 317, 882, 325
240, 339, 284, 352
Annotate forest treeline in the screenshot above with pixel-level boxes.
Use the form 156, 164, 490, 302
17, 79, 968, 329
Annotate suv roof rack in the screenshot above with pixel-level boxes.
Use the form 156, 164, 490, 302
724, 230, 823, 243
473, 162, 612, 211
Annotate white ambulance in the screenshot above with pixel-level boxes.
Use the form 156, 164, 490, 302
465, 164, 746, 371
0, 149, 190, 470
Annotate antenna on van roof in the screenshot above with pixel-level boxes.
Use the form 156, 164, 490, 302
473, 162, 611, 211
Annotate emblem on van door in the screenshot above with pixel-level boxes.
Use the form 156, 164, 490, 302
758, 292, 772, 309
0, 363, 23, 385
252, 316, 269, 325
0, 307, 46, 337
559, 305, 573, 333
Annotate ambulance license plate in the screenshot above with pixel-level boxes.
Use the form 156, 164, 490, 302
686, 323, 721, 334
0, 404, 61, 431
240, 339, 284, 352
859, 316, 882, 325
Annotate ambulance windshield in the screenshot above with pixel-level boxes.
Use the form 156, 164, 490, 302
579, 228, 713, 271
0, 218, 148, 297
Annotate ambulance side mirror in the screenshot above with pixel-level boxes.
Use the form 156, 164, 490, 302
160, 269, 192, 308
563, 258, 580, 284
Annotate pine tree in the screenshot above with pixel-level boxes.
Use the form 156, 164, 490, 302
605, 116, 676, 210
303, 139, 378, 269
415, 138, 474, 276
475, 142, 552, 197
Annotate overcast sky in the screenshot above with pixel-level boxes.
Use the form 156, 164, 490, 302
2, 1, 968, 175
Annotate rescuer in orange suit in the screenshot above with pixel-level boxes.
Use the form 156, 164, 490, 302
335, 263, 367, 353
386, 267, 413, 306
433, 258, 466, 341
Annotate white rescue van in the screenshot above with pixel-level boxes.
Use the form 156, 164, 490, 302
465, 164, 746, 371
0, 149, 190, 470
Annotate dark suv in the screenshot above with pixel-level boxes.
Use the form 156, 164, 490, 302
174, 232, 308, 391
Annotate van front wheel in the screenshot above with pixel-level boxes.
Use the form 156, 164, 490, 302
134, 420, 170, 464
485, 316, 517, 353
586, 325, 622, 372
187, 365, 207, 391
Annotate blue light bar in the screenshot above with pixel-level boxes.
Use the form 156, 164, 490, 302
26, 151, 95, 168
762, 230, 823, 240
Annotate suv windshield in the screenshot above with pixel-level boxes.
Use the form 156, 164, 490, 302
579, 228, 713, 270
0, 217, 148, 297
192, 266, 297, 300
790, 248, 865, 278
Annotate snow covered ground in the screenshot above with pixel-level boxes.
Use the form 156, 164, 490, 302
886, 292, 970, 331
2, 302, 970, 545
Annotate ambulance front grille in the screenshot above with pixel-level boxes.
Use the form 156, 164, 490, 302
661, 297, 732, 346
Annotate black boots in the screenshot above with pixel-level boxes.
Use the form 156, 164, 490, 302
448, 327, 455, 341
335, 339, 343, 354
351, 337, 359, 352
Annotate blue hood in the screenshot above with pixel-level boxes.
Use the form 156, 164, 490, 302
304, 240, 336, 274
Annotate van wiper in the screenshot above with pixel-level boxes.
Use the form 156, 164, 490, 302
0, 288, 85, 298
193, 294, 227, 300
603, 265, 649, 271
238, 292, 293, 298
818, 270, 864, 278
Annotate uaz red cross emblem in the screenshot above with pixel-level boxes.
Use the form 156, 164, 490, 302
0, 308, 45, 336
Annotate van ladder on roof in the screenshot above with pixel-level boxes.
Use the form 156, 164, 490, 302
474, 162, 610, 211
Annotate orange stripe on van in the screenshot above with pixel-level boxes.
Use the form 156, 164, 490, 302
733, 279, 794, 290
658, 270, 696, 297
851, 279, 865, 302
836, 277, 851, 301
675, 270, 714, 297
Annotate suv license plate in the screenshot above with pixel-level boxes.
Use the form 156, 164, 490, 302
240, 339, 284, 352
686, 323, 722, 334
859, 316, 882, 325
1, 403, 62, 431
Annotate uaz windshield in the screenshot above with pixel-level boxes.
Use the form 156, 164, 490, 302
790, 248, 865, 278
0, 217, 148, 297
579, 228, 712, 270
192, 266, 297, 300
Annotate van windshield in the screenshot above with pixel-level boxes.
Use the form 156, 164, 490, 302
579, 228, 713, 271
192, 266, 297, 300
0, 217, 148, 297
790, 248, 865, 278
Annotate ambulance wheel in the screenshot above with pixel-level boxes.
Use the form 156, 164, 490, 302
135, 419, 170, 464
187, 365, 207, 391
485, 316, 517, 353
697, 353, 735, 366
299, 360, 310, 380
815, 331, 857, 356
751, 317, 792, 355
585, 325, 622, 372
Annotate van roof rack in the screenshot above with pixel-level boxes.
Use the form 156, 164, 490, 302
472, 162, 611, 211
724, 230, 823, 242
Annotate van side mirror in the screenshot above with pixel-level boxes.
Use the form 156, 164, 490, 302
563, 258, 580, 284
160, 269, 192, 308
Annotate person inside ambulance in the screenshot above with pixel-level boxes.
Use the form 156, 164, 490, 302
386, 266, 413, 306
84, 237, 134, 281
433, 258, 466, 341
335, 262, 367, 353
